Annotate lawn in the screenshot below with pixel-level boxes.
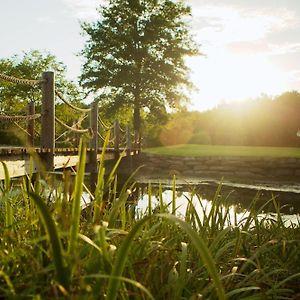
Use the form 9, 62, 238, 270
145, 144, 300, 157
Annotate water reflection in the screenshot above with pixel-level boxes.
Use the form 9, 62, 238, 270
137, 182, 300, 226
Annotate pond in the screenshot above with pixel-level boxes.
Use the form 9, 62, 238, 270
135, 178, 300, 226
58, 172, 300, 226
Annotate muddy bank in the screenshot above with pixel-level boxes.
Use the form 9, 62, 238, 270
119, 152, 300, 185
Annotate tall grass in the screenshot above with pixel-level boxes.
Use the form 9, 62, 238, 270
0, 139, 300, 299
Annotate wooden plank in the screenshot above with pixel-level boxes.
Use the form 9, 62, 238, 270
0, 152, 117, 180
0, 159, 39, 180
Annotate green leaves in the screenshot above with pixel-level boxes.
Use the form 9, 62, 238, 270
0, 50, 84, 147
68, 139, 87, 255
29, 192, 69, 289
1, 162, 13, 229
81, 0, 200, 131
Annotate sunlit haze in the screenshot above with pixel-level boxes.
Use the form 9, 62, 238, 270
1, 0, 300, 111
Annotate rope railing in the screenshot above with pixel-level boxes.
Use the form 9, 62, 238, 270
119, 125, 126, 133
55, 130, 69, 142
120, 133, 127, 144
55, 90, 91, 113
0, 69, 140, 180
13, 122, 30, 136
97, 132, 115, 144
0, 113, 41, 122
55, 114, 89, 141
0, 72, 45, 86
55, 116, 91, 134
98, 115, 111, 130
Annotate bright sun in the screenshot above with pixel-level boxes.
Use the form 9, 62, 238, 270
186, 52, 289, 111
186, 5, 292, 111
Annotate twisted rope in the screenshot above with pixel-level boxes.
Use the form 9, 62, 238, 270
55, 117, 91, 134
120, 134, 127, 144
13, 122, 29, 136
0, 73, 44, 86
119, 125, 126, 133
55, 114, 88, 141
55, 130, 69, 142
55, 91, 91, 113
98, 132, 115, 143
98, 116, 111, 130
0, 113, 41, 122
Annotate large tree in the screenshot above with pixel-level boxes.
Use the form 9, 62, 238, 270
80, 0, 198, 136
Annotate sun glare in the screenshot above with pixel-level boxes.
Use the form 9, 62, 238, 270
187, 52, 288, 111
187, 4, 293, 111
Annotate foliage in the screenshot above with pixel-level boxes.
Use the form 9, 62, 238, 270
80, 0, 199, 134
0, 50, 87, 146
150, 92, 300, 147
0, 50, 81, 110
0, 142, 300, 298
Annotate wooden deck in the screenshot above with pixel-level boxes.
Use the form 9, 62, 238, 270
0, 147, 138, 180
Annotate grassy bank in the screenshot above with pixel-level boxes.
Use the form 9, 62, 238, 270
145, 144, 300, 157
1, 141, 300, 299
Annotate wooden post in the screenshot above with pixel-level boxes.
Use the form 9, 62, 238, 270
114, 119, 120, 159
134, 130, 140, 154
89, 101, 98, 193
27, 102, 35, 147
126, 125, 131, 156
41, 71, 55, 171
126, 125, 133, 173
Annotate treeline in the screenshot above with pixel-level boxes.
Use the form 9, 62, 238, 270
148, 91, 300, 148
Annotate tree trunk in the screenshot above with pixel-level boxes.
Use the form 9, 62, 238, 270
133, 105, 141, 134
133, 67, 142, 146
133, 103, 141, 147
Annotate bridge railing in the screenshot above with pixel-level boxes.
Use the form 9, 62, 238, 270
0, 72, 44, 147
0, 70, 141, 170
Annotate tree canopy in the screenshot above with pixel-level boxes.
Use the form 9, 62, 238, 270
155, 92, 300, 148
80, 0, 199, 135
0, 50, 85, 146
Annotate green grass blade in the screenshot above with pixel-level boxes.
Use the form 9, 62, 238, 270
87, 274, 154, 300
4, 196, 13, 229
0, 270, 15, 295
78, 233, 102, 253
1, 162, 13, 228
148, 181, 152, 216
108, 166, 142, 227
175, 242, 188, 299
29, 192, 69, 289
172, 175, 176, 214
107, 213, 226, 300
226, 286, 261, 297
93, 131, 111, 223
158, 180, 164, 213
1, 162, 11, 192
158, 213, 226, 300
107, 215, 152, 300
93, 167, 105, 223
68, 139, 86, 255
271, 273, 300, 291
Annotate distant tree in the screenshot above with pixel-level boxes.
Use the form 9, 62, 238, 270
80, 0, 199, 137
174, 92, 300, 147
0, 50, 85, 145
0, 50, 82, 111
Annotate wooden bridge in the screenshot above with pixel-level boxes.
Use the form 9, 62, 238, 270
0, 71, 140, 183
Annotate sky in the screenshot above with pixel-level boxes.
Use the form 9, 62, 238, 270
1, 0, 300, 111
